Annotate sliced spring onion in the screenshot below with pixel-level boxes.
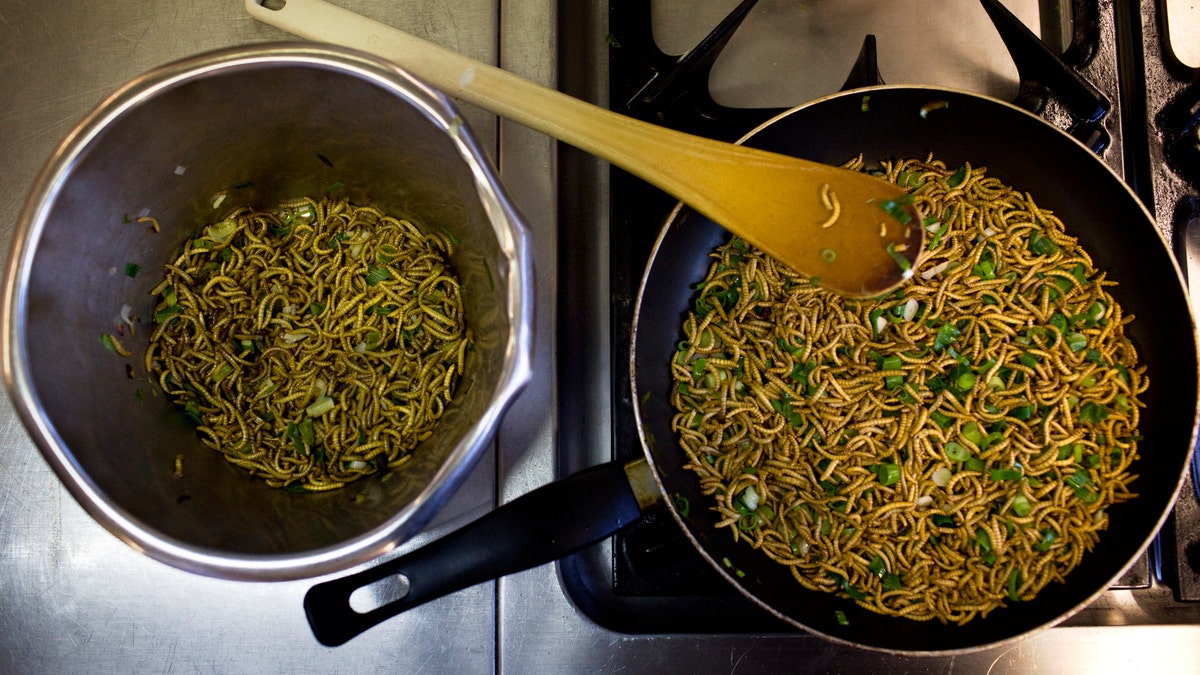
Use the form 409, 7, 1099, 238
882, 573, 903, 591
933, 323, 961, 352
990, 467, 1022, 482
955, 371, 977, 391
210, 363, 234, 383
298, 418, 315, 447
1010, 404, 1034, 420
204, 219, 239, 245
771, 397, 804, 427
871, 308, 887, 337
972, 259, 996, 279
929, 410, 954, 429
1028, 231, 1060, 256
931, 466, 953, 487
962, 423, 985, 446
1079, 401, 1110, 424
868, 555, 887, 577
920, 258, 951, 279
673, 493, 690, 517
834, 609, 850, 626
305, 395, 336, 417
1064, 332, 1088, 353
1011, 494, 1033, 517
1007, 568, 1023, 601
873, 463, 901, 486
839, 576, 867, 601
945, 441, 971, 462
1065, 470, 1094, 489
739, 485, 760, 511
974, 527, 992, 552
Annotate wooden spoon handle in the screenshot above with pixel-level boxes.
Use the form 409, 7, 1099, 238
246, 0, 774, 198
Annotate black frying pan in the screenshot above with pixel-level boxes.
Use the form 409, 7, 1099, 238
303, 86, 1199, 653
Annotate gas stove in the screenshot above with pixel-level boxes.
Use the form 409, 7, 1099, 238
497, 0, 1200, 670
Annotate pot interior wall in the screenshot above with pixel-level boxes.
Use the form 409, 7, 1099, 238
20, 58, 513, 557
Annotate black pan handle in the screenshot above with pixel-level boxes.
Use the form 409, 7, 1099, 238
304, 459, 646, 646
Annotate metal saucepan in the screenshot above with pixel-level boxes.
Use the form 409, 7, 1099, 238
1, 44, 533, 581
303, 86, 1198, 653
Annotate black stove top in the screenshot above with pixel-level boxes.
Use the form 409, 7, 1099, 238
556, 0, 1200, 633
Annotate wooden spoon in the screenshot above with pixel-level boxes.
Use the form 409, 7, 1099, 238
246, 0, 923, 297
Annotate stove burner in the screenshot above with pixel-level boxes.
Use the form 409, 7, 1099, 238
613, 0, 783, 141
1159, 82, 1200, 197
981, 0, 1110, 151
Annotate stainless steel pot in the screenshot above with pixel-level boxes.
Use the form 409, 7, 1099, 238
0, 43, 534, 581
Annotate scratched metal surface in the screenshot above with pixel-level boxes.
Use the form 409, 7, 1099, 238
0, 1, 518, 672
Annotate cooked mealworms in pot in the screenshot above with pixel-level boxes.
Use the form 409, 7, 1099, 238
145, 195, 472, 492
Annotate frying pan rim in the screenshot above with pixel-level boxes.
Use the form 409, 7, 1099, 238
629, 83, 1200, 656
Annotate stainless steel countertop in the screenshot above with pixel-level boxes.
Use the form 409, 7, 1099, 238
4, 1, 1200, 673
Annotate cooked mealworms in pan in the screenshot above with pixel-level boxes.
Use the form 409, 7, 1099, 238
670, 157, 1145, 624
